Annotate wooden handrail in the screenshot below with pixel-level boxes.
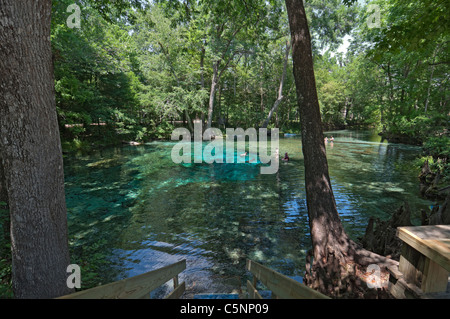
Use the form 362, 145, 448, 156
246, 259, 330, 299
58, 259, 186, 299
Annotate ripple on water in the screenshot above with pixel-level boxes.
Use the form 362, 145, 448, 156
65, 130, 433, 296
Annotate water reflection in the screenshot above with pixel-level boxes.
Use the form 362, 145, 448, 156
64, 130, 432, 297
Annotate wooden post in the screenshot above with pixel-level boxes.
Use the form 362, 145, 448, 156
397, 226, 450, 294
399, 243, 427, 286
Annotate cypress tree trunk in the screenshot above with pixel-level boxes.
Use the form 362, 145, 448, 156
285, 0, 397, 298
0, 0, 73, 298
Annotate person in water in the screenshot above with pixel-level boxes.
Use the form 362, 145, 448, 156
241, 151, 257, 163
324, 137, 328, 143
282, 152, 289, 162
330, 136, 334, 142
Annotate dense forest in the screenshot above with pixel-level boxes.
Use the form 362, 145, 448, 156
51, 0, 449, 201
50, 0, 448, 148
0, 0, 449, 300
51, 0, 449, 194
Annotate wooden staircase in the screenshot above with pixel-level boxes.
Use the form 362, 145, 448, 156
58, 259, 329, 299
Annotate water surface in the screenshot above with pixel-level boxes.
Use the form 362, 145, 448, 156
64, 130, 431, 297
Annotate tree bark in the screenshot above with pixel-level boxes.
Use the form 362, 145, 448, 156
0, 0, 73, 298
206, 61, 219, 135
200, 45, 206, 125
0, 152, 10, 257
285, 0, 397, 298
0, 153, 7, 207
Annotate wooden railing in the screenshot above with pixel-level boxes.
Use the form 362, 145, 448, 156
388, 225, 450, 299
246, 259, 330, 299
58, 259, 186, 299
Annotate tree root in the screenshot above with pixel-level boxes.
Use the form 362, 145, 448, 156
304, 240, 398, 299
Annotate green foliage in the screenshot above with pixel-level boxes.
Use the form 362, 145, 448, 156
49, 0, 371, 144
1, 0, 440, 296
306, 0, 359, 53
416, 154, 450, 187
61, 138, 93, 153
423, 136, 450, 160
49, 0, 448, 149
52, 1, 142, 145
69, 238, 111, 290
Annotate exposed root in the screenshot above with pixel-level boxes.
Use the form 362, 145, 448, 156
304, 241, 398, 299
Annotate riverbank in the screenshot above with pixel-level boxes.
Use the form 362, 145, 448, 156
359, 130, 450, 274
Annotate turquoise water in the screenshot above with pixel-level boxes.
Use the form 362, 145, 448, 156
63, 130, 432, 297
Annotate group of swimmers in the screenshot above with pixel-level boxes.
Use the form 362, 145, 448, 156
239, 136, 336, 164
281, 136, 336, 162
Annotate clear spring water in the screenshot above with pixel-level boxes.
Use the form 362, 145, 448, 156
63, 130, 432, 297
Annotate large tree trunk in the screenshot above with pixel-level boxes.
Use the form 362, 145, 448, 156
285, 0, 397, 298
0, 0, 73, 298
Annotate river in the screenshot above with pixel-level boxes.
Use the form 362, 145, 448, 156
63, 130, 432, 297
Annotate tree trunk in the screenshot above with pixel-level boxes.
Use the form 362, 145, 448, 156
206, 61, 219, 133
0, 0, 73, 298
285, 0, 397, 298
0, 153, 7, 207
261, 40, 291, 128
0, 152, 10, 257
260, 62, 265, 113
199, 46, 206, 126
424, 44, 441, 113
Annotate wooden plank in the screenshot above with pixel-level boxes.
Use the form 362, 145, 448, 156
388, 274, 423, 299
246, 280, 263, 299
397, 226, 450, 293
421, 259, 449, 293
165, 281, 186, 299
399, 243, 426, 286
58, 259, 186, 299
246, 260, 329, 299
397, 226, 450, 272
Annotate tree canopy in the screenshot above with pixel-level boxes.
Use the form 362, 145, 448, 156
0, 0, 449, 298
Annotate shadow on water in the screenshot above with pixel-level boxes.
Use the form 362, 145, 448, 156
64, 130, 433, 297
